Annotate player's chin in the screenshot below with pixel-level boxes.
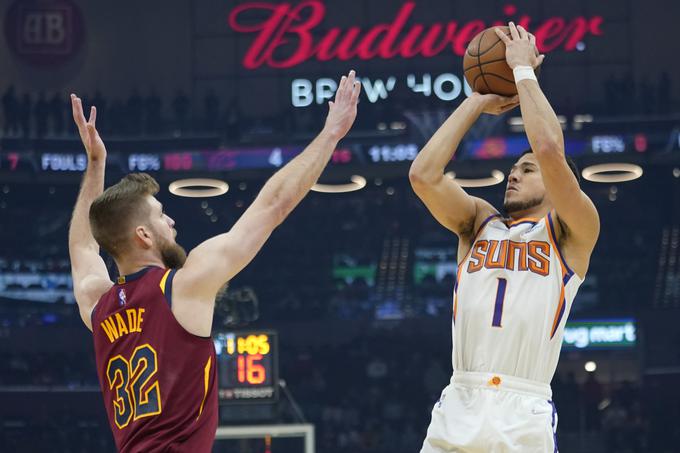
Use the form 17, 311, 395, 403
503, 192, 521, 208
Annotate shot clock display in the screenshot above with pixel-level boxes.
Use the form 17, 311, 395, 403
214, 331, 278, 403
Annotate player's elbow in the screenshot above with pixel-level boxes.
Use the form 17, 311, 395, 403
409, 162, 437, 189
408, 166, 423, 187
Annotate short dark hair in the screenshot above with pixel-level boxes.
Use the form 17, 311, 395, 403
520, 149, 580, 184
89, 173, 160, 258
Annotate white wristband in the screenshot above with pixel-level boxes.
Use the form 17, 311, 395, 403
513, 65, 537, 83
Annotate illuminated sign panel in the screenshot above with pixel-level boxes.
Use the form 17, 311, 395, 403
591, 136, 626, 153
292, 73, 473, 107
228, 1, 606, 109
41, 153, 87, 171
128, 154, 161, 171
562, 319, 636, 350
228, 1, 604, 70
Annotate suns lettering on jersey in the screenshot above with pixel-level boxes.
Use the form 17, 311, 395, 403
100, 308, 145, 343
467, 240, 489, 273
527, 242, 551, 277
466, 239, 551, 276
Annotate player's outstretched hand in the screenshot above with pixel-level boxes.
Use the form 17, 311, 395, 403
495, 22, 545, 70
469, 92, 519, 115
71, 93, 107, 163
323, 70, 362, 141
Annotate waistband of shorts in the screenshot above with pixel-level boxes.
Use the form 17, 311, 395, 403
451, 370, 552, 399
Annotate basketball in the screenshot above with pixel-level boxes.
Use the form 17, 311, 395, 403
463, 26, 540, 97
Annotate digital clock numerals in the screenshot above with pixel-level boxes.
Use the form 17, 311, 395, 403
368, 144, 419, 163
226, 334, 270, 386
237, 354, 266, 384
227, 334, 270, 355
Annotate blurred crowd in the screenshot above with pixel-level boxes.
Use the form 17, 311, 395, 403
0, 85, 405, 141
1, 72, 676, 142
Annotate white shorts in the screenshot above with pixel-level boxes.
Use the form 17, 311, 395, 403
420, 371, 558, 453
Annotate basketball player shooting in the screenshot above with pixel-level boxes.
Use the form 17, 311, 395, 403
67, 71, 361, 452
410, 23, 599, 452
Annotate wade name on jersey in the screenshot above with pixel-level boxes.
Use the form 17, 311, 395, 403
99, 308, 146, 343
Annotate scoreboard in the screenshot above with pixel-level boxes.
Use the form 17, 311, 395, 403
214, 330, 279, 403
0, 132, 661, 177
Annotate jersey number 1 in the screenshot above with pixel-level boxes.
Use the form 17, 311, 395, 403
492, 278, 507, 327
106, 344, 162, 429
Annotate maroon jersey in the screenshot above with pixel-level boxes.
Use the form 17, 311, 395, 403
91, 266, 218, 453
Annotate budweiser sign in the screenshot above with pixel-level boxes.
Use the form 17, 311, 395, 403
228, 1, 604, 70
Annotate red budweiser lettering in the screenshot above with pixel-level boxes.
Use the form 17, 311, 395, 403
228, 1, 603, 70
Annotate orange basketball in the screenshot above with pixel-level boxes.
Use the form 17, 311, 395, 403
463, 26, 540, 97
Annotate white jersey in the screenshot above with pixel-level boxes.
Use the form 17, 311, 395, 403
452, 212, 583, 384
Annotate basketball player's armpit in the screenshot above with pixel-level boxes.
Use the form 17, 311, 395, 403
457, 216, 476, 241
555, 215, 570, 241
73, 273, 113, 330
552, 194, 600, 249
455, 200, 499, 259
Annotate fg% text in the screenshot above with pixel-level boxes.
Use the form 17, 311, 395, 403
292, 73, 473, 107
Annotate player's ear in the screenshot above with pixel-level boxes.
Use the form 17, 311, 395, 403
134, 225, 153, 249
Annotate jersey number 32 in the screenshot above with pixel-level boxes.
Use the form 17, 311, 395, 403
106, 344, 162, 429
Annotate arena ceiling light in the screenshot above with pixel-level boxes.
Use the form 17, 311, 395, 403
311, 175, 367, 193
445, 170, 505, 188
581, 163, 643, 183
169, 178, 229, 198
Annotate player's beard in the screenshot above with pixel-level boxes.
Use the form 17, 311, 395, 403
503, 194, 544, 216
158, 235, 187, 269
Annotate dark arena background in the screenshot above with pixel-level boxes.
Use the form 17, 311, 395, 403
1, 0, 680, 452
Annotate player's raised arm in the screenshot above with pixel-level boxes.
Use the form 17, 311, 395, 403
171, 70, 361, 336
496, 23, 599, 269
408, 93, 516, 241
68, 94, 114, 330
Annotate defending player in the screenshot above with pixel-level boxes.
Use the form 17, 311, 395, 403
68, 71, 361, 452
409, 23, 599, 452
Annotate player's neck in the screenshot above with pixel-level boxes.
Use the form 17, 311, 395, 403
115, 253, 166, 278
506, 205, 552, 222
